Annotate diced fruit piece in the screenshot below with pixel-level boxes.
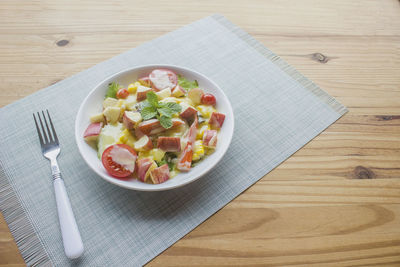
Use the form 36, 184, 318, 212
149, 69, 177, 91
157, 137, 181, 152
149, 148, 165, 162
138, 77, 152, 87
127, 82, 141, 93
103, 97, 118, 109
177, 143, 193, 171
171, 85, 186, 97
179, 103, 197, 121
116, 88, 129, 99
193, 140, 205, 161
203, 130, 218, 148
124, 94, 137, 111
134, 128, 145, 139
209, 112, 225, 128
134, 135, 153, 151
171, 118, 185, 127
123, 111, 142, 130
101, 144, 137, 178
136, 85, 152, 101
156, 88, 171, 100
103, 106, 121, 123
137, 158, 157, 182
201, 93, 216, 106
90, 113, 105, 123
138, 119, 161, 135
187, 88, 204, 105
150, 164, 170, 184
97, 123, 124, 158
83, 122, 103, 143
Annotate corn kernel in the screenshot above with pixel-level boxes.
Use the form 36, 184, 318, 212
197, 123, 210, 140
119, 129, 136, 148
192, 140, 204, 161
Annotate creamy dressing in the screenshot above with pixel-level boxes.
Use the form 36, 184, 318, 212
150, 70, 175, 90
109, 146, 136, 172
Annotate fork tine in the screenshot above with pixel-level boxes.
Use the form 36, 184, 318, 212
47, 110, 59, 144
33, 113, 44, 147
37, 111, 49, 144
42, 110, 53, 143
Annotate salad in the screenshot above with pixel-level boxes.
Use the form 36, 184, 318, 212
83, 69, 225, 184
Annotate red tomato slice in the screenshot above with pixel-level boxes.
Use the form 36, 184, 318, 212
101, 144, 137, 178
117, 88, 129, 99
201, 93, 216, 106
149, 69, 177, 91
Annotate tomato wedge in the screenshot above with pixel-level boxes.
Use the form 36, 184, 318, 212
101, 144, 137, 178
149, 69, 177, 91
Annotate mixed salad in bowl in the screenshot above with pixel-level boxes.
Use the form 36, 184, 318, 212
83, 68, 226, 184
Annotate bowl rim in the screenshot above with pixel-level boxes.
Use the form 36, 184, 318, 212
75, 64, 234, 191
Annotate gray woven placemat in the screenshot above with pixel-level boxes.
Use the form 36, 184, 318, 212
0, 14, 347, 266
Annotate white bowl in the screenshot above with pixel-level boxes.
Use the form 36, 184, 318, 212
75, 65, 234, 191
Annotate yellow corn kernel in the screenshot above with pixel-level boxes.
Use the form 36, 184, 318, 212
128, 82, 141, 93
138, 151, 151, 159
192, 140, 204, 161
197, 123, 210, 140
119, 129, 136, 148
197, 105, 216, 118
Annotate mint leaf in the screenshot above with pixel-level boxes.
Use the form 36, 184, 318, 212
146, 91, 159, 107
141, 106, 157, 120
157, 107, 173, 118
105, 82, 120, 98
164, 102, 182, 113
178, 75, 198, 91
140, 100, 153, 109
159, 115, 173, 129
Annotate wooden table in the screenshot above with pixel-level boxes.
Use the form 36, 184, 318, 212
1, 0, 399, 266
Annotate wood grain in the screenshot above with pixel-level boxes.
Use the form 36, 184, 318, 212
1, 0, 399, 266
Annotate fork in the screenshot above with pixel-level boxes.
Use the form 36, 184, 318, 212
33, 110, 84, 259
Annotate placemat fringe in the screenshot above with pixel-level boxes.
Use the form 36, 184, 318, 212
0, 161, 52, 267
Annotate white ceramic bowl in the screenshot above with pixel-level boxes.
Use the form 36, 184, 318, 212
75, 65, 234, 191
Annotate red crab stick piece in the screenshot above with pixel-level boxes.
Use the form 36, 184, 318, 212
157, 137, 181, 152
209, 112, 225, 129
150, 164, 170, 184
138, 118, 184, 135
177, 143, 193, 172
177, 117, 198, 171
203, 130, 218, 148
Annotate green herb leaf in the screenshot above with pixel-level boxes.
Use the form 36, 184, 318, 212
159, 115, 173, 129
164, 102, 182, 113
178, 75, 199, 91
146, 91, 159, 107
140, 100, 153, 109
157, 107, 173, 118
141, 106, 157, 120
105, 82, 120, 98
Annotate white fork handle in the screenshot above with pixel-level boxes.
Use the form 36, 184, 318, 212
54, 178, 84, 259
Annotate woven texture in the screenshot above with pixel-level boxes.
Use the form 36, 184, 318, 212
0, 15, 346, 266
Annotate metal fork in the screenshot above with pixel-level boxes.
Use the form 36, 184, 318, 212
33, 110, 84, 259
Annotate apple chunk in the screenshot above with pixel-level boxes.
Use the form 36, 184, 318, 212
137, 158, 157, 182
134, 135, 153, 151
123, 111, 142, 129
157, 137, 181, 152
83, 122, 103, 143
203, 130, 218, 148
150, 164, 170, 184
209, 112, 225, 129
187, 88, 204, 105
136, 85, 152, 101
179, 105, 197, 121
171, 85, 186, 97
